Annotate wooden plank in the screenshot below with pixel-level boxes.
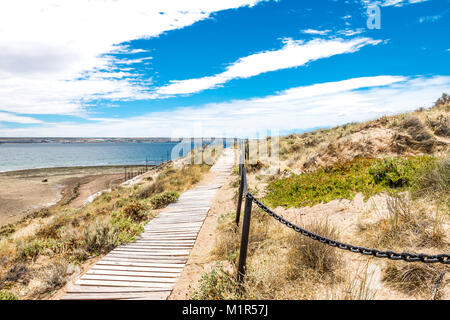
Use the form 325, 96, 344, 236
67, 285, 170, 293
137, 236, 197, 240
75, 279, 173, 288
145, 222, 204, 226
142, 227, 201, 232
142, 229, 201, 232
115, 246, 191, 252
117, 245, 193, 249
97, 260, 185, 268
86, 269, 180, 278
130, 240, 195, 244
80, 274, 177, 283
140, 231, 198, 235
112, 249, 190, 255
106, 253, 187, 259
101, 255, 186, 262
61, 292, 171, 300
91, 265, 183, 273
139, 234, 197, 240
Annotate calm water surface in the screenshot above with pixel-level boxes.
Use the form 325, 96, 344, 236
0, 142, 189, 172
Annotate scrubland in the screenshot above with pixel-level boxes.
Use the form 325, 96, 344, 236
192, 94, 449, 300
0, 144, 223, 300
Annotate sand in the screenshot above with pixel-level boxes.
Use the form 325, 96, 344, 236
0, 165, 144, 227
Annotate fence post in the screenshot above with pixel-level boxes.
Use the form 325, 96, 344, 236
191, 137, 194, 164
245, 139, 249, 162
235, 164, 244, 226
237, 192, 252, 284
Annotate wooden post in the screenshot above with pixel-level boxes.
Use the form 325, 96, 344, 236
237, 191, 252, 284
256, 132, 260, 162
235, 164, 245, 226
191, 137, 194, 164
245, 139, 249, 162
124, 167, 126, 181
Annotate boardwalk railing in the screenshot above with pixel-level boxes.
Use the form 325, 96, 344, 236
235, 140, 449, 284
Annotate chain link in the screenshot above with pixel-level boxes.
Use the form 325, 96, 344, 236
247, 193, 450, 265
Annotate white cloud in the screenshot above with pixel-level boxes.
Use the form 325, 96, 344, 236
2, 75, 449, 137
0, 112, 43, 124
156, 37, 381, 95
338, 28, 365, 36
362, 0, 429, 7
0, 0, 264, 116
419, 14, 442, 23
301, 29, 331, 35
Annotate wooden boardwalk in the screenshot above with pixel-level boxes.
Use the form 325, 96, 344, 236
61, 149, 235, 300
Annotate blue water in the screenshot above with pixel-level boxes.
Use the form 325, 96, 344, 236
0, 142, 190, 172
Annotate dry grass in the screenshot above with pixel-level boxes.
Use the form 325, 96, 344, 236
196, 95, 449, 300
383, 262, 447, 299
137, 164, 210, 199
83, 218, 118, 255
0, 159, 213, 299
360, 192, 445, 249
39, 261, 69, 295
394, 116, 437, 153
277, 94, 449, 174
199, 207, 345, 300
286, 220, 341, 279
412, 154, 450, 208
330, 262, 378, 300
427, 114, 450, 137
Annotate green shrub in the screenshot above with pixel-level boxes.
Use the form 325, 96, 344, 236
0, 291, 18, 300
83, 219, 118, 254
111, 212, 145, 244
264, 156, 435, 208
191, 263, 238, 300
368, 156, 434, 188
150, 191, 179, 209
102, 193, 112, 202
136, 180, 166, 199
122, 202, 147, 222
20, 240, 46, 259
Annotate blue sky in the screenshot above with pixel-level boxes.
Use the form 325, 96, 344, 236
0, 0, 449, 137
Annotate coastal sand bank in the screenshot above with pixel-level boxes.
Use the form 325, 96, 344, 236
0, 165, 145, 227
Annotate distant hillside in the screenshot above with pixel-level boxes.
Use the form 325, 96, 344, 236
278, 93, 449, 173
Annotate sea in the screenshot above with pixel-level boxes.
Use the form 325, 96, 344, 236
0, 142, 193, 172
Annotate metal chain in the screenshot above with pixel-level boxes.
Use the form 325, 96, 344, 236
247, 193, 450, 264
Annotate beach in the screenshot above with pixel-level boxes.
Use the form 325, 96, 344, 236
0, 165, 145, 227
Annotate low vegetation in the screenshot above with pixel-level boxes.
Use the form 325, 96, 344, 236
0, 160, 213, 299
195, 94, 449, 300
0, 290, 18, 300
286, 220, 341, 278
383, 262, 447, 299
150, 191, 180, 209
264, 155, 435, 208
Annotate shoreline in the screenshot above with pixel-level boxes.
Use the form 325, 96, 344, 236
0, 164, 156, 175
0, 164, 156, 227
